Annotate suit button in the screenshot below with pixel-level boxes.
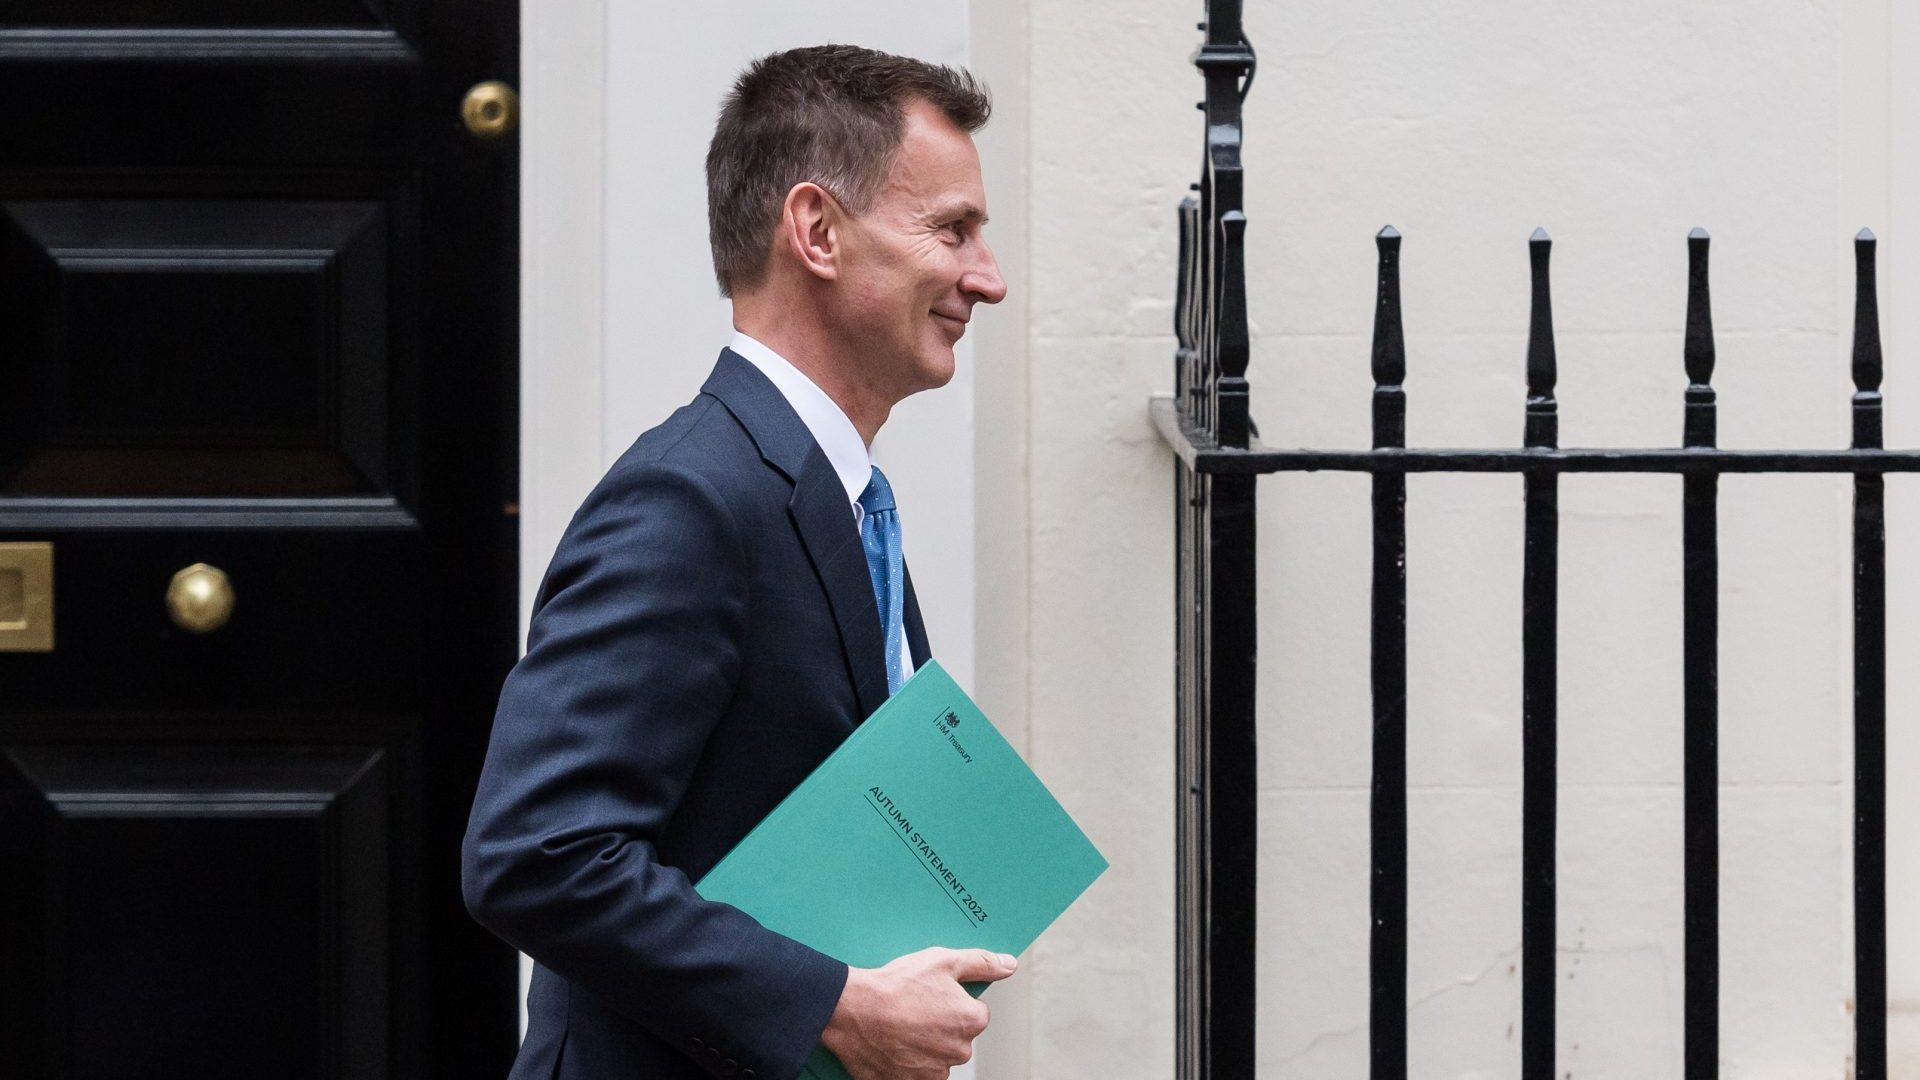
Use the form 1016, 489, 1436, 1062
740, 1070, 756, 1080
720, 1060, 739, 1077
689, 1037, 705, 1050
706, 1047, 721, 1064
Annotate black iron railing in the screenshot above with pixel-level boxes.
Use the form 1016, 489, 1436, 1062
1158, 3, 1905, 1078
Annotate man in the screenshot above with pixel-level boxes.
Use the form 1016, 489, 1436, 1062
462, 45, 1010, 1080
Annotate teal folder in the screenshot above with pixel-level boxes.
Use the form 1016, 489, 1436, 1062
695, 659, 1108, 1080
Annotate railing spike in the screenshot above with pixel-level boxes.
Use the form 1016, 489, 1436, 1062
1853, 229, 1883, 449
1174, 196, 1199, 422
1853, 230, 1882, 394
1372, 227, 1406, 449
1525, 229, 1558, 449
1684, 229, 1716, 449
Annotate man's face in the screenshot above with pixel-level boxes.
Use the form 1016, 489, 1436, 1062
830, 99, 1006, 400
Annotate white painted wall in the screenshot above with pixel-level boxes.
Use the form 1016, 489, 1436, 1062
523, 0, 1918, 1075
1018, 0, 1920, 1076
518, 0, 608, 1040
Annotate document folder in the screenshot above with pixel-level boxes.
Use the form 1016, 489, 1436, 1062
696, 659, 1108, 1080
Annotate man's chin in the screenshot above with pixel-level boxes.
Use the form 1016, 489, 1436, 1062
919, 346, 958, 390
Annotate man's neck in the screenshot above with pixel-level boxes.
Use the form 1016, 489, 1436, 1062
731, 314, 889, 446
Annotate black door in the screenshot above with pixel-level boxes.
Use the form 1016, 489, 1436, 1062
0, 3, 520, 1077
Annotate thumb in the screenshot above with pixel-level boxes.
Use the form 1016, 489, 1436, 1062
946, 948, 1018, 983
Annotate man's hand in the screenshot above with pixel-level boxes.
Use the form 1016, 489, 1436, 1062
820, 947, 1018, 1080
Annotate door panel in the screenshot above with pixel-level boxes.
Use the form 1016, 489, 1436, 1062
0, 53, 418, 171
1, 198, 394, 498
5, 529, 421, 710
2, 743, 390, 1079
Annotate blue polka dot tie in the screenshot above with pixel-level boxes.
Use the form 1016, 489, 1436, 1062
859, 465, 906, 695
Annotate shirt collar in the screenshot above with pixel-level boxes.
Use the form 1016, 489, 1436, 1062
728, 331, 871, 513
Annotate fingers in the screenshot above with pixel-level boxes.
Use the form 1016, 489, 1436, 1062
935, 1008, 984, 1069
850, 947, 1005, 1077
962, 999, 990, 1039
942, 947, 1018, 983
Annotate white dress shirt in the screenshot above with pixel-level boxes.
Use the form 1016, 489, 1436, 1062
729, 331, 915, 675
729, 331, 871, 525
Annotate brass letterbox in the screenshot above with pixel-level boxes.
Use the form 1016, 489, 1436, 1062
0, 542, 53, 652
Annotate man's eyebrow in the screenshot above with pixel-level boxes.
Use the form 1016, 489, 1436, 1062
931, 202, 989, 226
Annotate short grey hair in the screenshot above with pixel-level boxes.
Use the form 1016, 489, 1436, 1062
705, 44, 991, 297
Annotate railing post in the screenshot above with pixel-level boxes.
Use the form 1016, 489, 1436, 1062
1368, 227, 1409, 1080
1681, 227, 1722, 1079
1850, 228, 1887, 1080
1174, 4, 1258, 1078
1520, 227, 1560, 1080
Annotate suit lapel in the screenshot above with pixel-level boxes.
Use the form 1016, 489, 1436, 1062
703, 350, 892, 720
903, 562, 931, 669
788, 455, 891, 718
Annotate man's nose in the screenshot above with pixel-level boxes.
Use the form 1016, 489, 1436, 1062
962, 239, 1008, 305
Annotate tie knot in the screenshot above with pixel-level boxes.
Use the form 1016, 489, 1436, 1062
858, 465, 895, 516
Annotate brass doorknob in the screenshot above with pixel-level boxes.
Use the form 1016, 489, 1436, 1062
462, 80, 519, 139
167, 563, 235, 634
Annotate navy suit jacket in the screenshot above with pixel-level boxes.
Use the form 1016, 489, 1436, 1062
462, 349, 931, 1080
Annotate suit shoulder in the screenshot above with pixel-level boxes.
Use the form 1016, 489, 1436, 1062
583, 393, 775, 515
536, 396, 753, 598
619, 393, 746, 467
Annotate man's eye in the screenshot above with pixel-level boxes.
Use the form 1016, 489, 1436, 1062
947, 221, 967, 238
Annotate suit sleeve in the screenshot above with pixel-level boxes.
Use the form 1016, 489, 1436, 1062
461, 457, 847, 1080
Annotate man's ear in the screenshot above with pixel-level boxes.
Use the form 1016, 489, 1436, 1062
780, 182, 840, 282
